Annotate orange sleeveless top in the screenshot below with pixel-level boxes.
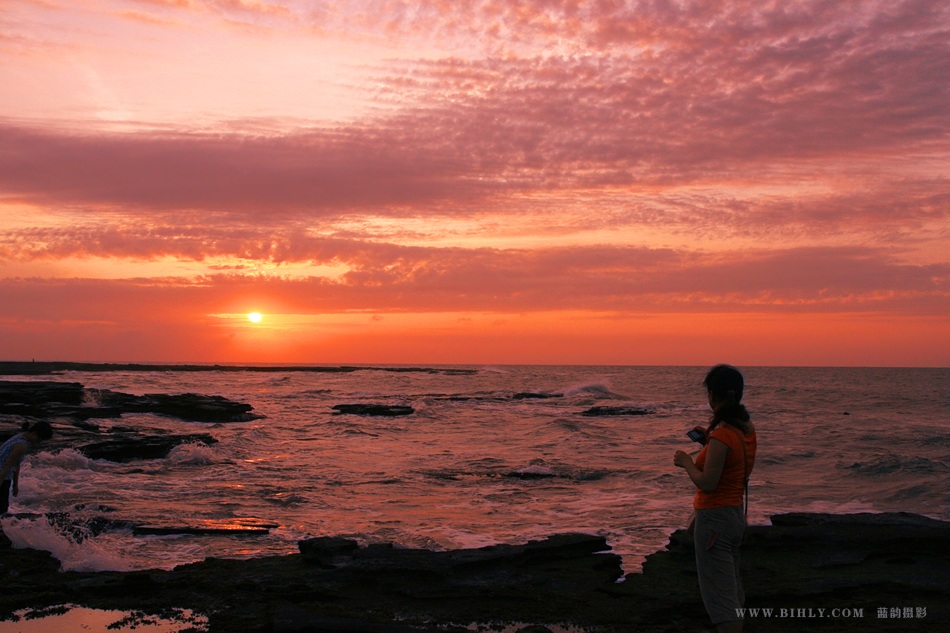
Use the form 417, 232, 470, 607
693, 424, 756, 510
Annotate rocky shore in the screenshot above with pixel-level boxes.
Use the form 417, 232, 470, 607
1, 375, 948, 631
0, 512, 947, 632
0, 379, 259, 463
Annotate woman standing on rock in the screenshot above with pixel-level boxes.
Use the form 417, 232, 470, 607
0, 421, 54, 514
674, 365, 757, 633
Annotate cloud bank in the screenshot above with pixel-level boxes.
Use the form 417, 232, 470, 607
0, 0, 947, 364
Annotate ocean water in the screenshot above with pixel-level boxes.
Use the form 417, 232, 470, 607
1, 365, 947, 575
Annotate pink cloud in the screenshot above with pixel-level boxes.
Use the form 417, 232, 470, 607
0, 123, 480, 214
1, 0, 947, 365
1, 245, 944, 316
2, 0, 946, 215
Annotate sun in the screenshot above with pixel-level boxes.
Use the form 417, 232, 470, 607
247, 312, 263, 323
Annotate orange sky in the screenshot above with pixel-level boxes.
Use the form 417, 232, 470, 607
0, 0, 947, 366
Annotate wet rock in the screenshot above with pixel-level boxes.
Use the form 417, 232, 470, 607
78, 433, 217, 462
8, 512, 275, 541
143, 392, 259, 422
336, 532, 616, 579
95, 390, 261, 422
613, 512, 950, 630
298, 537, 361, 566
332, 404, 415, 417
0, 380, 261, 423
71, 419, 103, 432
512, 392, 561, 400
0, 513, 947, 632
72, 504, 119, 513
580, 406, 655, 416
0, 381, 87, 419
272, 605, 429, 633
0, 380, 85, 406
41, 512, 136, 543
133, 518, 277, 536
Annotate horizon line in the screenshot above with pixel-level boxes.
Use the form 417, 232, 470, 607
0, 360, 944, 372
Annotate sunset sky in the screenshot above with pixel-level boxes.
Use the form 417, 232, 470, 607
1, 0, 947, 366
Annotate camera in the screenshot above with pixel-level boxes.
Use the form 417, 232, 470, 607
686, 429, 706, 444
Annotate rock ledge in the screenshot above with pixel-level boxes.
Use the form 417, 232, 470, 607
0, 512, 947, 632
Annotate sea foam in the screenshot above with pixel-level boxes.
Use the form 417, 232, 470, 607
2, 515, 133, 572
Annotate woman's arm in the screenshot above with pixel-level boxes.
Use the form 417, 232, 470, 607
674, 438, 730, 493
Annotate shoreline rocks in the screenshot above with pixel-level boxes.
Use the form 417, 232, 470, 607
0, 380, 261, 464
0, 380, 262, 424
5, 512, 277, 541
332, 404, 416, 417
76, 433, 218, 462
580, 405, 655, 417
0, 512, 947, 632
93, 390, 262, 423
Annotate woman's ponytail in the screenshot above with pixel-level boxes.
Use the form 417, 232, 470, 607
711, 393, 750, 428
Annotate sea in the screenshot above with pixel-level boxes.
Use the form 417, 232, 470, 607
1, 365, 948, 579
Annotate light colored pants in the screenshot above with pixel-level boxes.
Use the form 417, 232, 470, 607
694, 505, 746, 624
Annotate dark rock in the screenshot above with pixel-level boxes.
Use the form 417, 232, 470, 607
72, 504, 118, 513
0, 514, 948, 632
133, 518, 276, 536
42, 512, 136, 542
143, 392, 259, 422
614, 512, 950, 630
332, 404, 415, 417
0, 381, 88, 419
299, 537, 361, 566
9, 512, 275, 541
0, 380, 261, 423
0, 380, 85, 406
769, 511, 949, 530
96, 390, 261, 422
272, 604, 431, 632
58, 405, 125, 420
71, 419, 103, 432
512, 392, 561, 400
580, 406, 655, 416
78, 433, 217, 462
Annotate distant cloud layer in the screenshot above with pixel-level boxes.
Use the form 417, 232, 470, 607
0, 0, 947, 364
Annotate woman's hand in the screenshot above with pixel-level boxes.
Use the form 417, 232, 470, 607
692, 425, 708, 446
673, 450, 693, 469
